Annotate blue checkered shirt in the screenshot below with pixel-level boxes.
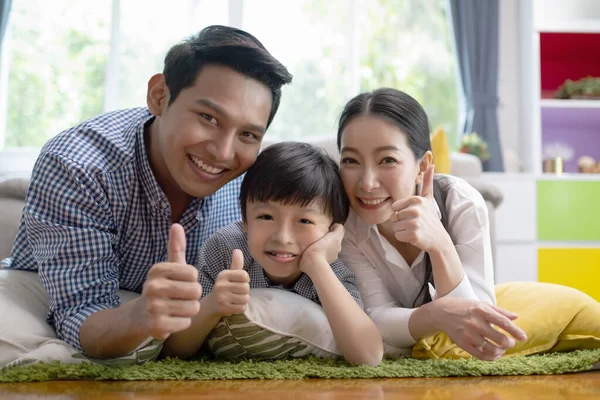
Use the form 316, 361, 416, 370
197, 221, 363, 308
1, 108, 243, 351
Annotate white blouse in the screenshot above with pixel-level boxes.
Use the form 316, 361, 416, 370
340, 174, 496, 350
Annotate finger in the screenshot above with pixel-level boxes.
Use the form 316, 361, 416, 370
148, 262, 199, 283
167, 223, 187, 264
218, 280, 250, 294
164, 299, 201, 318
491, 304, 519, 320
468, 339, 505, 361
391, 197, 417, 213
482, 325, 516, 350
145, 278, 202, 300
329, 223, 345, 238
227, 293, 250, 305
230, 249, 245, 271
394, 207, 419, 222
394, 230, 415, 245
475, 307, 528, 342
420, 164, 435, 199
221, 270, 250, 283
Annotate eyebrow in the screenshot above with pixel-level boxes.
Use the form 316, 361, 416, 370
250, 202, 327, 215
195, 98, 267, 134
340, 145, 400, 153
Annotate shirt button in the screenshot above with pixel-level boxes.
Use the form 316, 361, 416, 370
161, 201, 169, 209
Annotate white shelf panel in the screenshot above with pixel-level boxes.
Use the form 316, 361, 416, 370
540, 99, 600, 108
535, 19, 600, 33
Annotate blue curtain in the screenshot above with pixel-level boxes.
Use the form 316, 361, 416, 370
449, 0, 504, 172
0, 0, 11, 44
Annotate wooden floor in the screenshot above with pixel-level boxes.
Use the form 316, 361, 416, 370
0, 372, 598, 399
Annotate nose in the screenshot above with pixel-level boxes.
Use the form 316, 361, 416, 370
359, 168, 380, 192
206, 131, 235, 162
271, 223, 294, 245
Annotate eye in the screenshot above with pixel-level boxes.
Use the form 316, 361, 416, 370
240, 131, 259, 141
340, 157, 358, 164
199, 113, 217, 125
257, 214, 273, 221
380, 157, 398, 165
299, 218, 314, 225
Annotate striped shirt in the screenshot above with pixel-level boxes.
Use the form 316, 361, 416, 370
1, 108, 243, 351
197, 221, 363, 308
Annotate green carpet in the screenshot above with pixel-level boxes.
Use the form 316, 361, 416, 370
1, 350, 599, 383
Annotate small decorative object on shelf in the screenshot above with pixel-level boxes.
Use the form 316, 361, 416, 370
542, 142, 573, 174
577, 156, 600, 173
554, 76, 600, 99
459, 132, 490, 162
543, 157, 564, 174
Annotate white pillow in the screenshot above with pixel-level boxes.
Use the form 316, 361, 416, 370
206, 288, 342, 360
0, 270, 160, 369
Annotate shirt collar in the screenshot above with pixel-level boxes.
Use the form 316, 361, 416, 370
135, 110, 166, 212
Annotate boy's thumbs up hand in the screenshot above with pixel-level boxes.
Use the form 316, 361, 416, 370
230, 249, 245, 271
206, 249, 250, 317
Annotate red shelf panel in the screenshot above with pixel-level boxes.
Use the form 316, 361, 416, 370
540, 32, 600, 96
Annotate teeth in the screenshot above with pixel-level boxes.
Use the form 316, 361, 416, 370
360, 198, 387, 205
271, 253, 295, 258
190, 155, 225, 175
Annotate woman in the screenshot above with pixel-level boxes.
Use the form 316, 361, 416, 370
337, 88, 527, 361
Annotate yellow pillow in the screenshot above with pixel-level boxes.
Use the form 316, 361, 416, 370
412, 282, 600, 359
430, 126, 451, 174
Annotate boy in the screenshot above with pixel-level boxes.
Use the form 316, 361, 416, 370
163, 142, 383, 366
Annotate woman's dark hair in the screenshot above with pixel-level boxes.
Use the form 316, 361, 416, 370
163, 25, 293, 128
240, 141, 349, 225
336, 88, 450, 306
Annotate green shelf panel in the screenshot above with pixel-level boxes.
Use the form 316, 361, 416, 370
537, 180, 600, 241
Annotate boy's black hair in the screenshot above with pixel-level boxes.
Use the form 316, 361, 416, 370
240, 141, 349, 224
163, 25, 293, 128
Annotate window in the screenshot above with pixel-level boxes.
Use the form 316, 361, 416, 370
0, 0, 458, 151
243, 0, 459, 141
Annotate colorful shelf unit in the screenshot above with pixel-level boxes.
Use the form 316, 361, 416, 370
539, 32, 600, 99
539, 31, 600, 173
537, 179, 600, 301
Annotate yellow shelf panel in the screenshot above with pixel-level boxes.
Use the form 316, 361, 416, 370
538, 248, 600, 301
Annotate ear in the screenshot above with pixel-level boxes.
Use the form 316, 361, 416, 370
242, 220, 249, 233
146, 73, 169, 117
415, 151, 434, 184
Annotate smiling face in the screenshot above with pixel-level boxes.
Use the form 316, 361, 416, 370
243, 200, 333, 287
146, 64, 272, 203
339, 115, 423, 226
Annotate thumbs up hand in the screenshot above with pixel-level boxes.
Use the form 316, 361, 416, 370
205, 249, 250, 317
390, 165, 445, 252
139, 224, 203, 340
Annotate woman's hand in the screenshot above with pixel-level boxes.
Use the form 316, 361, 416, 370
390, 165, 450, 253
428, 296, 528, 361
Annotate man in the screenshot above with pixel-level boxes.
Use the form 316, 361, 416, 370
1, 25, 292, 359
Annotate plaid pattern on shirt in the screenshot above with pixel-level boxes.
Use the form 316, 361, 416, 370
1, 108, 243, 351
197, 221, 363, 308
